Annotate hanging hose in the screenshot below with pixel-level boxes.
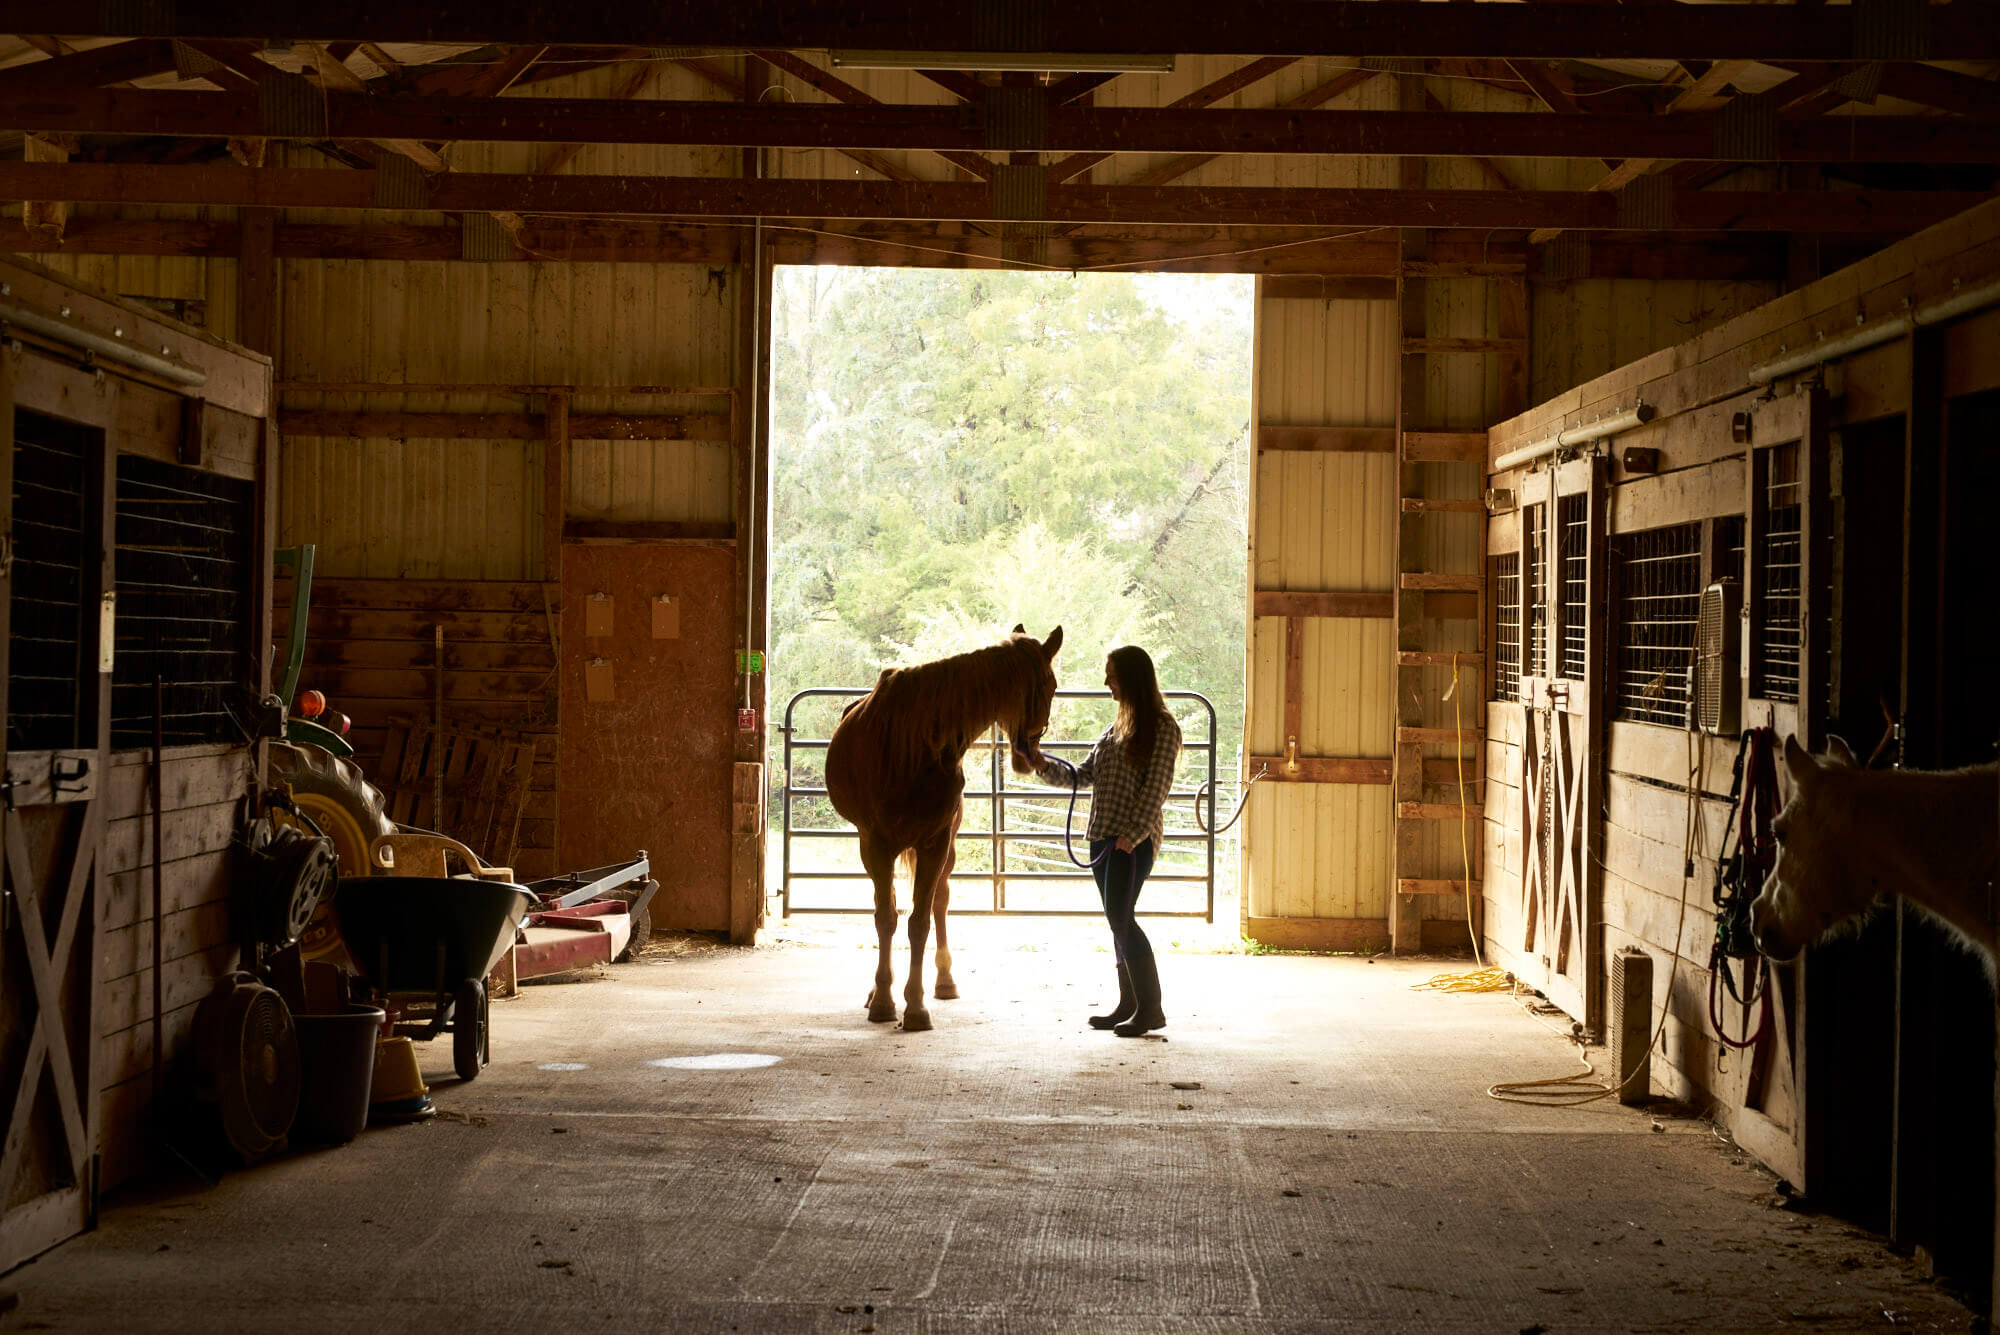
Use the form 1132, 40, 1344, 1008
1196, 764, 1267, 835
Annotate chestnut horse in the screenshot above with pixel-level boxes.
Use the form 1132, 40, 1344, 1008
1749, 735, 2000, 971
825, 625, 1063, 1031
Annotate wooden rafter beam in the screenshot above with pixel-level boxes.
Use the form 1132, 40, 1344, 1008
1046, 72, 1121, 106
1049, 56, 1298, 184
0, 38, 177, 96
0, 217, 1802, 278
751, 49, 994, 181
0, 163, 1981, 232
531, 61, 661, 178
673, 53, 916, 183
19, 88, 1996, 164
913, 69, 986, 103
15, 3, 1998, 60
1112, 66, 1381, 193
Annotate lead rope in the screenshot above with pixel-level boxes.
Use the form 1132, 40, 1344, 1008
1044, 755, 1112, 869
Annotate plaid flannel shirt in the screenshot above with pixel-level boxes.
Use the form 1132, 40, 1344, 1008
1038, 714, 1183, 847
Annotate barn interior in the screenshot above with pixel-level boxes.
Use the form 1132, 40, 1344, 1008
2, 5, 1998, 1330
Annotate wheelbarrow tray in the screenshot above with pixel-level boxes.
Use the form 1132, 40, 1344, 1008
334, 875, 534, 997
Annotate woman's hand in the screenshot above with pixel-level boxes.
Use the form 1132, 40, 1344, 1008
1115, 836, 1135, 853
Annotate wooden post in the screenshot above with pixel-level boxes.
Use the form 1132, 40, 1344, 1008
542, 390, 569, 584
728, 60, 772, 946
237, 207, 277, 356
1890, 325, 1944, 1253
1390, 74, 1429, 955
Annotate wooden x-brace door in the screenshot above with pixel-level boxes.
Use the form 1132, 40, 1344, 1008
0, 359, 112, 1273
1514, 454, 1607, 1029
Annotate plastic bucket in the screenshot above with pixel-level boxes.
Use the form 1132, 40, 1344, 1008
292, 1004, 386, 1144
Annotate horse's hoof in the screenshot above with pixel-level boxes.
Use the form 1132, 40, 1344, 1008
868, 1003, 898, 1023
933, 982, 960, 1000
900, 1009, 934, 1033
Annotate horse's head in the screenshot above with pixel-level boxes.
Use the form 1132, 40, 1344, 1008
1004, 623, 1063, 774
1750, 734, 1883, 960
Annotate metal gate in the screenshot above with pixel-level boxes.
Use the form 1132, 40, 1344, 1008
781, 688, 1218, 920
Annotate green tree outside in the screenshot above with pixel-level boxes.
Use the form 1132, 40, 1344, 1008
766, 265, 1254, 899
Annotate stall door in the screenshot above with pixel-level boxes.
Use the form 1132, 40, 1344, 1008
1, 393, 111, 1271
1514, 455, 1607, 1027
559, 545, 736, 932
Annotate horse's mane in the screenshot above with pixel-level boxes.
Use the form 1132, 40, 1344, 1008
860, 636, 1048, 776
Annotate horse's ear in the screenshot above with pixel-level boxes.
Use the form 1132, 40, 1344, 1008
1012, 623, 1026, 635
1784, 734, 1819, 786
1043, 625, 1063, 659
1825, 734, 1859, 769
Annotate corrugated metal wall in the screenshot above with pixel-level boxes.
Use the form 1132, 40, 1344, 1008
1245, 295, 1398, 923
276, 258, 736, 580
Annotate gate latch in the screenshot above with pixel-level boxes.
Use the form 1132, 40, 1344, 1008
51, 754, 91, 795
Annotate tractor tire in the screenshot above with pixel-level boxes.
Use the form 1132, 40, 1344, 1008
267, 742, 394, 876
269, 742, 395, 969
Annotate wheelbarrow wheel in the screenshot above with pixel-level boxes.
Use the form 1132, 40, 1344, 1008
452, 978, 488, 1082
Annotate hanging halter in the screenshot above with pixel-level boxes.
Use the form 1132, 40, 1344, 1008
1708, 726, 1782, 1050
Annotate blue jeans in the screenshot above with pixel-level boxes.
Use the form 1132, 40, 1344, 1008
1089, 837, 1156, 966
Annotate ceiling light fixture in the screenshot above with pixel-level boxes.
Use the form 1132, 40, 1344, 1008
829, 50, 1175, 74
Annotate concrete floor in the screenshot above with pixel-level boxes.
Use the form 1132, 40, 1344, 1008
1, 921, 1982, 1333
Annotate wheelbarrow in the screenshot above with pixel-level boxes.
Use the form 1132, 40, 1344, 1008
368, 834, 659, 986
331, 873, 534, 1082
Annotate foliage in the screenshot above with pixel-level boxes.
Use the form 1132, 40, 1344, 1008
767, 265, 1254, 803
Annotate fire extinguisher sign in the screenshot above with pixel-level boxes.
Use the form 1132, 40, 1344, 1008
737, 708, 758, 731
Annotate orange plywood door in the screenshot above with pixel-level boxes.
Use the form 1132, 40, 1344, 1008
559, 544, 736, 932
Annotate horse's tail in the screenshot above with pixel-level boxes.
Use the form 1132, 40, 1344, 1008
897, 848, 916, 883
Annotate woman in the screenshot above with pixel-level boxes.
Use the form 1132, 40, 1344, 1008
1036, 645, 1183, 1037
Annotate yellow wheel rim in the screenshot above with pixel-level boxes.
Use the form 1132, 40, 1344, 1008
286, 795, 374, 874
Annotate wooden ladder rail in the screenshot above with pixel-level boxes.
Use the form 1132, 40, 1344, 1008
1389, 215, 1526, 954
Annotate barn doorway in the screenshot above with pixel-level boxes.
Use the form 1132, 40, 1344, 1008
764, 266, 1255, 933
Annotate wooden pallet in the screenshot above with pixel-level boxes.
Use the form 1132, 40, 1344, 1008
378, 717, 540, 869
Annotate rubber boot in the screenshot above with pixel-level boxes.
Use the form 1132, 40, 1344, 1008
1088, 961, 1136, 1030
1114, 953, 1166, 1037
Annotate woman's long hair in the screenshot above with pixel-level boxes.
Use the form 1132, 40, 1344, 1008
1108, 645, 1170, 763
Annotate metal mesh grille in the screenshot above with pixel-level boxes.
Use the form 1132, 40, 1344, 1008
1715, 514, 1746, 584
1612, 522, 1701, 726
1524, 503, 1547, 679
1493, 553, 1522, 703
1558, 492, 1589, 681
9, 411, 94, 751
112, 456, 257, 747
1759, 444, 1802, 702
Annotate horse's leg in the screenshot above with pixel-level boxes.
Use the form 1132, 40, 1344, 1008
932, 836, 959, 1000
901, 827, 952, 1032
932, 805, 961, 999
859, 835, 901, 1024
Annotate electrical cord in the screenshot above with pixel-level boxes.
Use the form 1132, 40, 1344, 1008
1485, 725, 1702, 1106
1410, 653, 1511, 995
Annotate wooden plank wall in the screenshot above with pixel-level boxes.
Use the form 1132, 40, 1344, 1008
98, 745, 252, 1188
1482, 197, 2000, 1152
272, 577, 560, 879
